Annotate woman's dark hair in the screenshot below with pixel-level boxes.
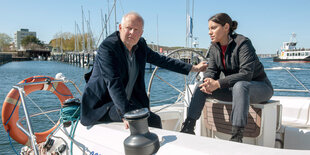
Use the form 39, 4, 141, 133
208, 13, 238, 34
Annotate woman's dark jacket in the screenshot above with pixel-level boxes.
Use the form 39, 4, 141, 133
205, 33, 268, 88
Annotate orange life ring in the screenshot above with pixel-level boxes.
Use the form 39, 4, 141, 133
1, 75, 73, 146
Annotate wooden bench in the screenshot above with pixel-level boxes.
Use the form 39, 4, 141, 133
202, 99, 280, 147
203, 101, 261, 137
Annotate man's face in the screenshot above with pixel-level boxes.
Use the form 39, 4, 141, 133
119, 15, 144, 50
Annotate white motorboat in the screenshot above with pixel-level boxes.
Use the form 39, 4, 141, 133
3, 49, 310, 155
273, 33, 310, 62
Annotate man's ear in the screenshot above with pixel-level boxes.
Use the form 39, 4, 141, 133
119, 24, 122, 31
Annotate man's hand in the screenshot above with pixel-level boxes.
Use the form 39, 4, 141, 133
191, 61, 208, 72
122, 118, 129, 129
199, 78, 220, 94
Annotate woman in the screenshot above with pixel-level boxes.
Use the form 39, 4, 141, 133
180, 13, 273, 143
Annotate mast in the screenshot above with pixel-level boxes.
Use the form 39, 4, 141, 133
101, 9, 104, 38
107, 0, 111, 34
81, 6, 85, 52
74, 22, 76, 52
114, 0, 117, 31
186, 0, 194, 48
156, 15, 159, 52
87, 10, 91, 51
191, 0, 194, 48
186, 0, 189, 47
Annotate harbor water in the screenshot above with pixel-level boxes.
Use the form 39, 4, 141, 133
1, 58, 310, 154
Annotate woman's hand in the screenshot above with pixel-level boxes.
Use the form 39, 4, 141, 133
199, 78, 220, 94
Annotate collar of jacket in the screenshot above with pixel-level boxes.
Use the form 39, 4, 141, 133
212, 33, 236, 50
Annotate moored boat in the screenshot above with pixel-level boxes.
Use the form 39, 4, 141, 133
273, 33, 310, 62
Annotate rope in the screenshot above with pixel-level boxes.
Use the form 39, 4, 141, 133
46, 105, 81, 151
7, 130, 19, 155
70, 117, 80, 155
51, 83, 72, 97
60, 106, 80, 123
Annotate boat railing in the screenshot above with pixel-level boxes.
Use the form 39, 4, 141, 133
13, 73, 83, 155
265, 67, 310, 94
151, 66, 310, 116
147, 48, 207, 115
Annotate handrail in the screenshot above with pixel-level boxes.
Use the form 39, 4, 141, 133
147, 48, 207, 105
11, 73, 83, 154
265, 67, 310, 95
13, 86, 39, 155
15, 80, 64, 87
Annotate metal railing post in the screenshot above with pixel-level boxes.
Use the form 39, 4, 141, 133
15, 86, 39, 155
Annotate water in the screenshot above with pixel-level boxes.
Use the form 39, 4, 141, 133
1, 58, 310, 154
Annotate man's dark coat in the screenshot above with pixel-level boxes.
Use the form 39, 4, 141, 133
80, 31, 192, 126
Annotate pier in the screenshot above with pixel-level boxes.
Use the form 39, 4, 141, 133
1, 50, 275, 68
0, 53, 13, 65
49, 52, 95, 67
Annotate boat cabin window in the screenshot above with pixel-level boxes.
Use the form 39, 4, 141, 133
301, 52, 304, 56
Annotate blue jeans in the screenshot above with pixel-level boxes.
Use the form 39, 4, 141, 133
187, 79, 273, 127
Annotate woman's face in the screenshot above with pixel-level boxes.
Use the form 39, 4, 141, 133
208, 20, 229, 45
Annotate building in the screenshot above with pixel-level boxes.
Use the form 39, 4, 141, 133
14, 29, 36, 50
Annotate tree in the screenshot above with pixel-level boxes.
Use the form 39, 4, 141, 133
0, 33, 12, 51
49, 32, 96, 52
21, 36, 43, 49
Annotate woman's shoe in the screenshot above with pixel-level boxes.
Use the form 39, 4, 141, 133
180, 117, 196, 135
230, 126, 244, 143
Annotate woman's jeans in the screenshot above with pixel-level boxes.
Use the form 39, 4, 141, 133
187, 79, 273, 127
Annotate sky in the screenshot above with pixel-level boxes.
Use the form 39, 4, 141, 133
1, 0, 310, 54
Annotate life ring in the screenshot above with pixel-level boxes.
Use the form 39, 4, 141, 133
1, 75, 73, 146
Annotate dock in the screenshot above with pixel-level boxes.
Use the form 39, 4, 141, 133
49, 51, 95, 67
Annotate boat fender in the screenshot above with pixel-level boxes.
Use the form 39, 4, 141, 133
1, 75, 73, 146
123, 108, 160, 155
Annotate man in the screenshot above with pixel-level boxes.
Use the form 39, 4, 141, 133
80, 12, 207, 129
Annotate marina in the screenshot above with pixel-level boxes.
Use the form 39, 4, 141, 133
1, 55, 310, 154
1, 1, 310, 154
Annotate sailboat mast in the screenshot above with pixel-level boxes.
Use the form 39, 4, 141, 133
87, 10, 91, 51
81, 6, 85, 52
157, 15, 159, 52
191, 0, 194, 48
75, 21, 77, 52
186, 0, 194, 48
114, 0, 117, 31
186, 0, 189, 47
107, 0, 111, 34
